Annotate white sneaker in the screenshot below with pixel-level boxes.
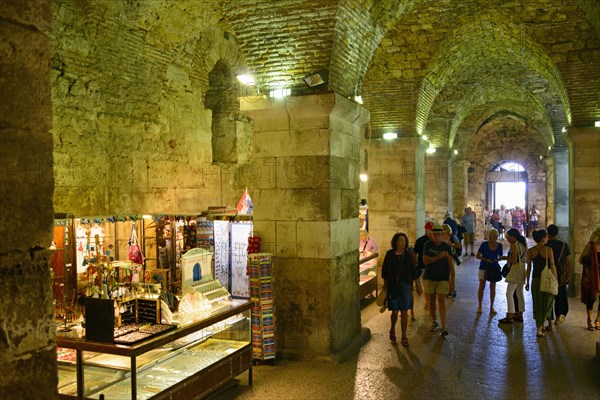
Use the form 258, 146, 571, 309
429, 321, 439, 332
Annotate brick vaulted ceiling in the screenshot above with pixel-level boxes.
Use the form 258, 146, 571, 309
221, 0, 599, 153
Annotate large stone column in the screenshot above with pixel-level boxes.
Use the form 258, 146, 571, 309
368, 137, 426, 250
564, 127, 600, 295
241, 93, 369, 361
551, 147, 569, 238
545, 155, 555, 226
0, 1, 56, 399
450, 159, 470, 219
424, 149, 450, 221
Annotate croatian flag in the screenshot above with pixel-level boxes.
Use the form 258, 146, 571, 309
236, 188, 253, 215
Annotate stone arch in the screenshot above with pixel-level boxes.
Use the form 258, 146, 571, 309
448, 82, 554, 150
416, 17, 571, 143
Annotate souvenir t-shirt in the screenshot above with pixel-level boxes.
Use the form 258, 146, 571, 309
423, 241, 452, 281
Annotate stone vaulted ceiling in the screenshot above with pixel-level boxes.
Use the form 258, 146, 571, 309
222, 0, 599, 154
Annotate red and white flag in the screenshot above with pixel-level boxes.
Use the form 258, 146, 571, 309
236, 188, 253, 215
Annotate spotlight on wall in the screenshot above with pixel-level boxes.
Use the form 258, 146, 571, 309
270, 87, 291, 99
236, 74, 255, 85
595, 121, 600, 127
354, 96, 363, 104
303, 70, 328, 87
453, 149, 459, 155
561, 126, 567, 133
142, 214, 152, 219
421, 135, 428, 141
359, 173, 368, 182
383, 132, 398, 140
425, 145, 436, 154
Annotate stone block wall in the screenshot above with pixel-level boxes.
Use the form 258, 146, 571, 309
566, 127, 600, 285
51, 2, 249, 216
0, 0, 57, 398
241, 93, 366, 359
424, 150, 450, 223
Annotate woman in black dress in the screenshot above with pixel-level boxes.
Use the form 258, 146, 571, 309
382, 232, 418, 347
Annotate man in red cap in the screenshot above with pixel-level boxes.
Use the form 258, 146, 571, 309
414, 221, 434, 310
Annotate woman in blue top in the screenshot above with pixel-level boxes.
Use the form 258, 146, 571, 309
476, 228, 503, 314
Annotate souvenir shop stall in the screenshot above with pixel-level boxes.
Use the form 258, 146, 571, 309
358, 201, 378, 299
53, 192, 270, 398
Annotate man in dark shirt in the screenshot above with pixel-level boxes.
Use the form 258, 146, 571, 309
415, 222, 434, 310
443, 212, 458, 236
546, 224, 571, 324
423, 224, 455, 336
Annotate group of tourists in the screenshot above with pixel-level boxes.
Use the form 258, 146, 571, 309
380, 216, 600, 346
483, 204, 541, 239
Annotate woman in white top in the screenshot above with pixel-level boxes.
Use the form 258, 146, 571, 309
502, 208, 513, 231
499, 228, 528, 323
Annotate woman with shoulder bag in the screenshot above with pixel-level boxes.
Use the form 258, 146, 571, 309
579, 227, 600, 331
476, 229, 503, 314
499, 229, 527, 323
525, 229, 557, 338
381, 232, 418, 347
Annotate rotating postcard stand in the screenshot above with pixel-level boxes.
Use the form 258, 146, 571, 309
180, 249, 231, 324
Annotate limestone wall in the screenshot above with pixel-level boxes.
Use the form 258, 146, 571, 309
241, 93, 366, 359
566, 127, 600, 282
424, 150, 449, 223
0, 0, 57, 398
51, 1, 249, 216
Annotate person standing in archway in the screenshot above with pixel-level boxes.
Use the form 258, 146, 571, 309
461, 207, 476, 257
483, 206, 492, 240
528, 205, 541, 237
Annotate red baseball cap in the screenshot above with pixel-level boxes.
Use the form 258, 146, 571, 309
424, 222, 434, 231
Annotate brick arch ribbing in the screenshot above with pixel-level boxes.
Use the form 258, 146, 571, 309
448, 83, 554, 150
416, 17, 571, 142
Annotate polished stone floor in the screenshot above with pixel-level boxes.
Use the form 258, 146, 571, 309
216, 244, 600, 400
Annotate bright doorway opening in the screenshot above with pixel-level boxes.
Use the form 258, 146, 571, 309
494, 181, 526, 210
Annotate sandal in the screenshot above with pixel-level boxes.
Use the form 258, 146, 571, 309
498, 317, 514, 324
401, 337, 409, 347
587, 320, 594, 331
536, 332, 545, 338
595, 320, 600, 330
389, 331, 397, 342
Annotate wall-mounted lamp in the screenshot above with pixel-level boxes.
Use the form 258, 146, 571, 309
425, 145, 436, 154
359, 173, 368, 182
595, 121, 600, 127
421, 135, 428, 141
270, 87, 291, 99
236, 74, 255, 85
354, 96, 363, 104
383, 132, 398, 140
303, 71, 327, 87
453, 149, 458, 155
561, 126, 567, 133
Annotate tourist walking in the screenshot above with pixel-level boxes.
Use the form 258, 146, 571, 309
476, 228, 503, 314
442, 223, 461, 298
498, 228, 527, 324
423, 224, 455, 336
461, 207, 476, 257
381, 232, 419, 346
525, 229, 557, 338
528, 205, 541, 237
415, 222, 434, 311
579, 227, 600, 331
546, 224, 571, 325
483, 206, 491, 240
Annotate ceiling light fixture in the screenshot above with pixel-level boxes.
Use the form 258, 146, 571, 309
426, 145, 436, 154
422, 135, 428, 141
561, 127, 567, 133
354, 96, 363, 104
383, 132, 398, 140
595, 121, 600, 127
453, 149, 458, 155
303, 71, 327, 87
359, 173, 368, 182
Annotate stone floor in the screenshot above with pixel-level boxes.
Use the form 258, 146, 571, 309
215, 244, 600, 400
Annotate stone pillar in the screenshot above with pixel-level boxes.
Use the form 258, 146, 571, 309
424, 149, 450, 222
0, 1, 57, 399
545, 155, 555, 226
241, 93, 369, 361
564, 127, 600, 296
450, 159, 470, 220
368, 137, 426, 249
551, 148, 569, 236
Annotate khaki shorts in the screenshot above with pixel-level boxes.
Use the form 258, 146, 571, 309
423, 279, 449, 295
463, 232, 474, 244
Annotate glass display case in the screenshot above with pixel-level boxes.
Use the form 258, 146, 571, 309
358, 252, 378, 299
57, 299, 253, 400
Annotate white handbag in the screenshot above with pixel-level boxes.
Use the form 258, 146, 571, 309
540, 250, 558, 296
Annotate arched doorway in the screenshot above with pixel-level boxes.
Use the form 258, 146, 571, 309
486, 161, 528, 211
